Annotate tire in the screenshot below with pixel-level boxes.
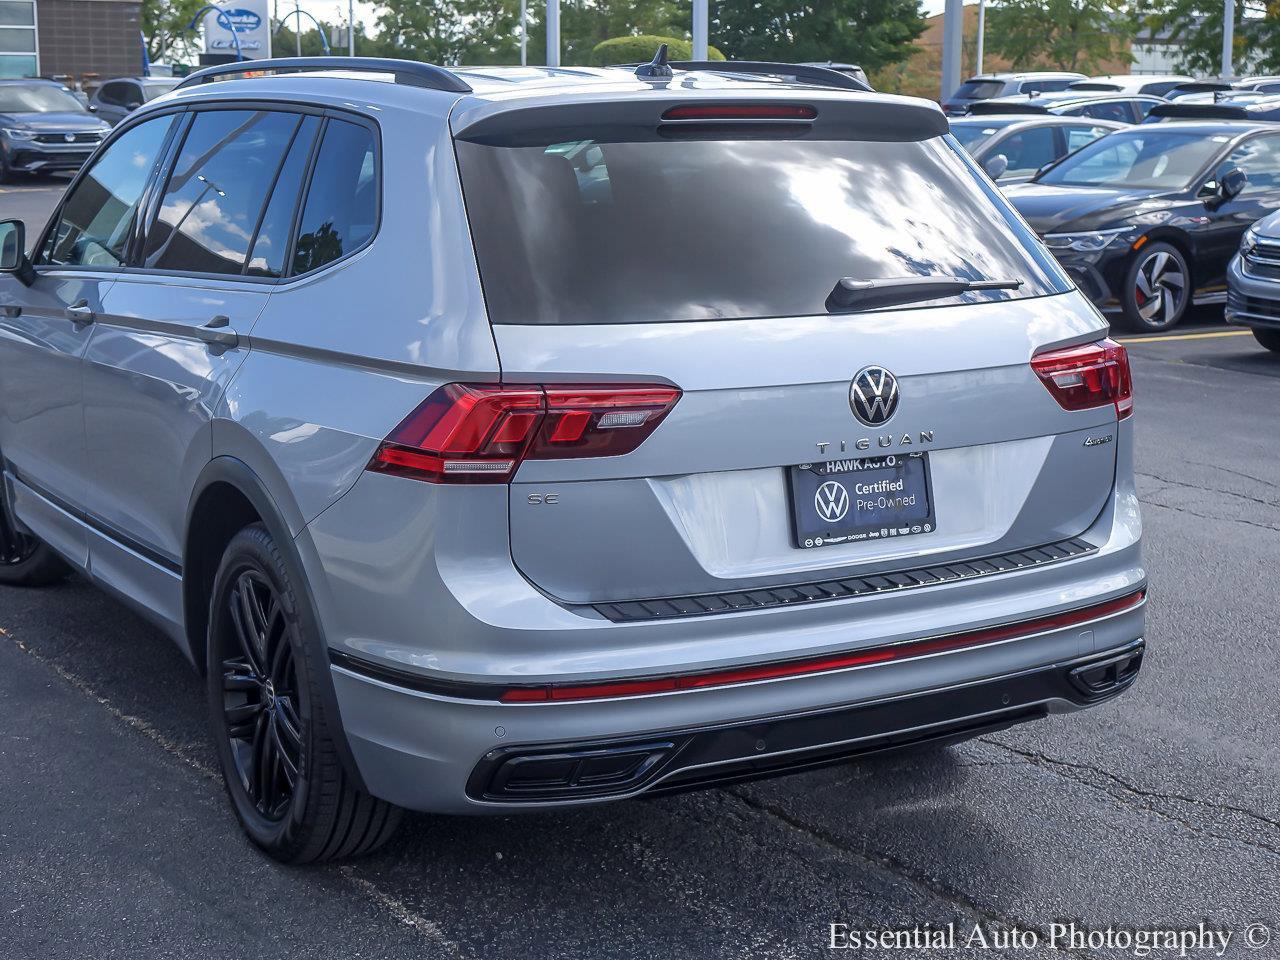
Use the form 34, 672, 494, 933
0, 475, 69, 586
0, 148, 13, 186
1252, 327, 1280, 353
1119, 242, 1191, 333
207, 523, 401, 863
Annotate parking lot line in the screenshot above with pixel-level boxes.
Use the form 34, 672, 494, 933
1118, 330, 1253, 345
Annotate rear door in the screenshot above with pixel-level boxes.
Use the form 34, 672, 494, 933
0, 113, 175, 565
82, 107, 318, 570
453, 110, 1118, 605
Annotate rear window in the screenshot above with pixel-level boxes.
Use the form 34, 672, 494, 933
954, 80, 1006, 100
456, 134, 1068, 325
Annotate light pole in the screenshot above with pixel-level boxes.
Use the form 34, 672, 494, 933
1222, 0, 1235, 76
187, 4, 244, 61
274, 7, 332, 54
520, 0, 527, 66
940, 0, 963, 100
975, 0, 986, 75
693, 0, 708, 60
546, 0, 559, 67
349, 0, 355, 55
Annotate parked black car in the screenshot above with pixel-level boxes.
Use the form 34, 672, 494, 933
1005, 122, 1280, 331
949, 115, 1125, 183
89, 76, 181, 126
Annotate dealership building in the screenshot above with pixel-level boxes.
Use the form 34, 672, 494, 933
1, 0, 143, 80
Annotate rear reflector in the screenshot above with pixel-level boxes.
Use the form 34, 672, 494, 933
368, 383, 681, 483
1031, 338, 1133, 420
661, 104, 818, 121
499, 589, 1147, 703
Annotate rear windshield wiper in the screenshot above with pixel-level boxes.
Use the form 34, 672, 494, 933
826, 275, 1023, 313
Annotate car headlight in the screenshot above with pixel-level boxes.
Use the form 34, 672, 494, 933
1042, 229, 1130, 253
1, 128, 35, 141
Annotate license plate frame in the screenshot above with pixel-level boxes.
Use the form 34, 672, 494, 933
787, 452, 936, 549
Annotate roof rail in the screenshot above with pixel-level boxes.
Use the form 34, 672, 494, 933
666, 60, 872, 93
174, 57, 472, 94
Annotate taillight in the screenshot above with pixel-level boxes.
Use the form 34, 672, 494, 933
1031, 339, 1133, 420
368, 383, 681, 483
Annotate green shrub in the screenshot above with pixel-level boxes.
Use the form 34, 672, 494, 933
589, 35, 726, 67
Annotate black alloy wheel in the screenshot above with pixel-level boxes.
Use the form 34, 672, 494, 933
208, 523, 401, 863
220, 568, 303, 821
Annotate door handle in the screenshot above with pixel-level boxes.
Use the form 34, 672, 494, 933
66, 299, 95, 325
194, 314, 239, 349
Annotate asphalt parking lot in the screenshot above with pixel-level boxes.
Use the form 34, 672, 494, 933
2, 182, 1279, 959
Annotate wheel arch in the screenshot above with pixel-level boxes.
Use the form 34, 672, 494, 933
183, 455, 368, 792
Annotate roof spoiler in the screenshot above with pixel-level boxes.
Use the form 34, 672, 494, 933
1148, 102, 1249, 120
452, 92, 944, 144
966, 101, 1050, 115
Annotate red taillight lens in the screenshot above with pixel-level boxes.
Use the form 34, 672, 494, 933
1031, 339, 1133, 420
368, 383, 681, 483
661, 104, 818, 121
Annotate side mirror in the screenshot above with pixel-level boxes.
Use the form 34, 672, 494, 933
1220, 166, 1248, 202
0, 219, 35, 286
983, 153, 1009, 179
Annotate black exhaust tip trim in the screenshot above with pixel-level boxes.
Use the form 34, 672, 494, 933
467, 642, 1144, 803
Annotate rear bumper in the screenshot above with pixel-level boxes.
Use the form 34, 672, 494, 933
466, 640, 1144, 803
329, 595, 1145, 813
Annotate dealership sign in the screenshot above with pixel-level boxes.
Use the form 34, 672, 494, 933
203, 0, 272, 60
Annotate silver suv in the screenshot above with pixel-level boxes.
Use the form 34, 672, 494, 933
0, 56, 1147, 863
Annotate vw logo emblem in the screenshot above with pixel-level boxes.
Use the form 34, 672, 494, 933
64, 133, 76, 143
814, 480, 850, 523
850, 366, 899, 426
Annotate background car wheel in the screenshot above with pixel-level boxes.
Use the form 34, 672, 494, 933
0, 149, 13, 185
1252, 327, 1280, 353
0, 476, 69, 586
207, 523, 402, 864
1120, 242, 1190, 332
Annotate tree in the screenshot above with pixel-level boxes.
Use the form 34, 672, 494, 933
589, 35, 725, 65
141, 0, 207, 64
709, 0, 926, 74
985, 0, 1136, 73
1144, 0, 1279, 75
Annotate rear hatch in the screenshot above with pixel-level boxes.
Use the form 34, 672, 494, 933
452, 90, 1122, 605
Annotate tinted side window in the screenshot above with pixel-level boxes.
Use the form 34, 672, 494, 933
1063, 124, 1112, 152
143, 110, 300, 275
291, 119, 377, 275
998, 125, 1058, 176
97, 81, 125, 106
1022, 79, 1073, 94
41, 115, 174, 268
246, 115, 320, 277
1218, 136, 1280, 191
1081, 101, 1133, 123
